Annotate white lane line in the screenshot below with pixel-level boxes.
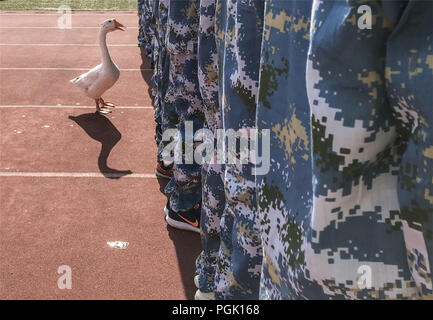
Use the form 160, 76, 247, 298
0, 172, 156, 179
0, 67, 152, 71
0, 43, 137, 47
0, 105, 153, 109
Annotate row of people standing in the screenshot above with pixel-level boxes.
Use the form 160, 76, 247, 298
138, 0, 433, 299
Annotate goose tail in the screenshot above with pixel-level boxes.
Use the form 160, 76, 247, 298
70, 76, 80, 85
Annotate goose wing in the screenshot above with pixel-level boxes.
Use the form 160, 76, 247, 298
70, 64, 103, 91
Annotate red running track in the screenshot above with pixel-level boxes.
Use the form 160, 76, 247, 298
0, 11, 201, 300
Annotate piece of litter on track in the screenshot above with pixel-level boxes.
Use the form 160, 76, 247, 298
42, 125, 50, 128
107, 241, 129, 249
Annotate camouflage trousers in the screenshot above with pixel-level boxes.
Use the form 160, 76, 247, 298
152, 0, 170, 150
138, 0, 155, 57
195, 161, 225, 292
163, 0, 204, 212
256, 0, 313, 300
214, 0, 264, 300
137, 0, 146, 46
156, 50, 172, 161
382, 0, 432, 298
301, 0, 432, 299
194, 0, 225, 294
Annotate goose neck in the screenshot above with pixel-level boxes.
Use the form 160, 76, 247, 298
98, 29, 112, 66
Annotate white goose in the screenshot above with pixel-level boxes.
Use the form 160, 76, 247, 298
70, 18, 125, 114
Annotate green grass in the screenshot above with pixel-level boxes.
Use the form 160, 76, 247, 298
0, 0, 138, 11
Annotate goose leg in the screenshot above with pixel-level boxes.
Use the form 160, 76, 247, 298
95, 99, 101, 112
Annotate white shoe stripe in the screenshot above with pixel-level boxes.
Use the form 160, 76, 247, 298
165, 215, 200, 234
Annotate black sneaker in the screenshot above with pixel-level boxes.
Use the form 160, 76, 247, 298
165, 203, 201, 233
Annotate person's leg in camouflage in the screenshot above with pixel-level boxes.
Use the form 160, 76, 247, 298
194, 0, 225, 300
155, 0, 171, 164
301, 0, 432, 299
213, 0, 265, 300
143, 0, 156, 60
137, 0, 146, 47
150, 0, 161, 148
255, 0, 314, 300
383, 0, 432, 298
163, 0, 205, 232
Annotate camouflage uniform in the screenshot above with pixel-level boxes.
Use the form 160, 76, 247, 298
138, 0, 146, 47
163, 0, 205, 212
195, 0, 225, 294
256, 0, 313, 299
150, 0, 160, 99
149, 0, 161, 146
383, 0, 432, 298
139, 0, 155, 58
214, 0, 265, 299
300, 0, 432, 299
152, 0, 171, 152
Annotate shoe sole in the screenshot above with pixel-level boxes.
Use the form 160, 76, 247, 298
194, 275, 199, 289
163, 206, 169, 216
155, 169, 172, 180
165, 215, 200, 234
194, 289, 215, 300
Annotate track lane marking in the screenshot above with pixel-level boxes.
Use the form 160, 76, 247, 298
0, 105, 153, 109
0, 67, 152, 71
0, 43, 137, 47
0, 172, 156, 178
0, 27, 138, 29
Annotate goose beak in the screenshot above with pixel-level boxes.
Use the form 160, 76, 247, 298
114, 20, 126, 31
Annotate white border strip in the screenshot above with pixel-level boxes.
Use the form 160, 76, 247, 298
0, 105, 153, 109
0, 172, 156, 178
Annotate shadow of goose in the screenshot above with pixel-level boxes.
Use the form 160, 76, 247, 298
69, 113, 132, 179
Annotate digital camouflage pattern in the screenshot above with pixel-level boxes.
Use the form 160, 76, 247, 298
138, 0, 155, 56
140, 0, 432, 300
195, 0, 226, 294
303, 0, 432, 299
150, 0, 160, 100
152, 0, 171, 153
214, 0, 265, 299
139, 0, 162, 147
256, 0, 313, 300
149, 0, 161, 146
164, 0, 205, 212
137, 0, 146, 46
383, 0, 432, 298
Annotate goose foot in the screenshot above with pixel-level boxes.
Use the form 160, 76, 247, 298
95, 98, 114, 115
100, 98, 116, 109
